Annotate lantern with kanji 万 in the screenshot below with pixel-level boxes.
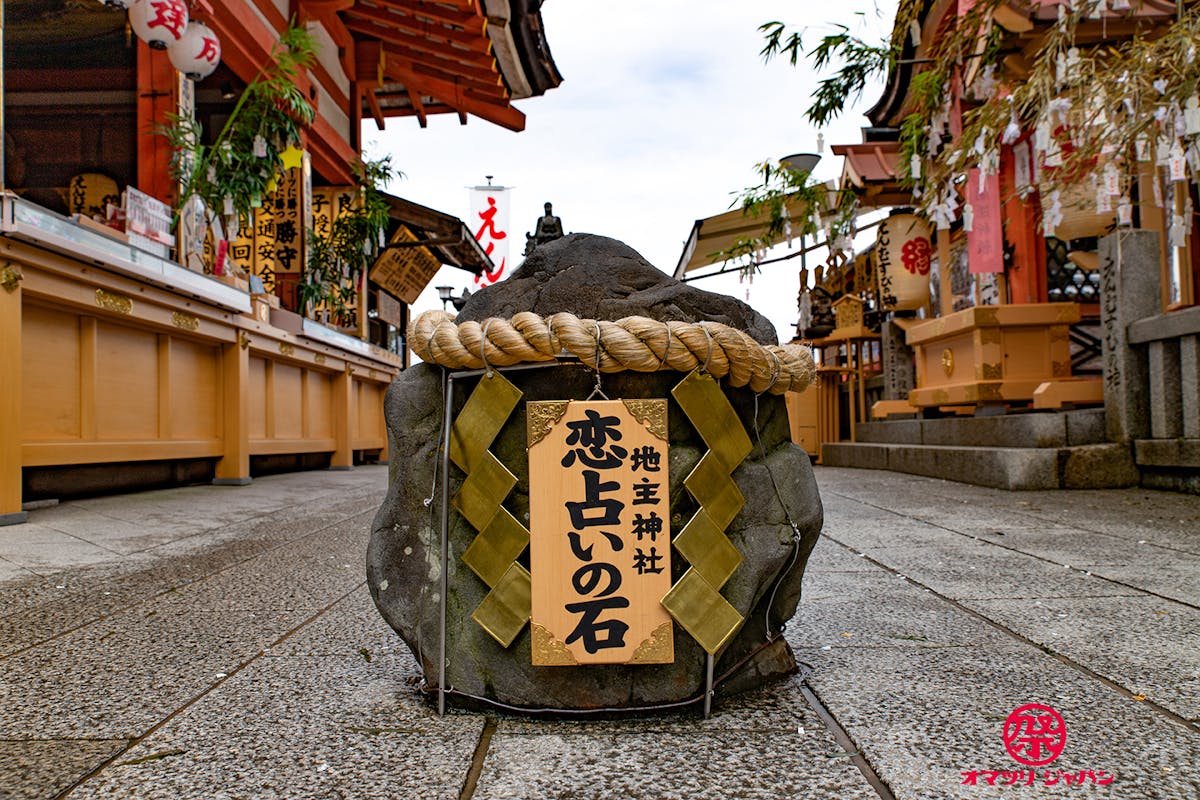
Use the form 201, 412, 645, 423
876, 212, 933, 311
168, 21, 221, 80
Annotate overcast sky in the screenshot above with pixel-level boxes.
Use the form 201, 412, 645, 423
365, 1, 898, 343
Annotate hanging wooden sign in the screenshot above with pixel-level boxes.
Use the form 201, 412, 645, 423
369, 225, 442, 304
527, 399, 673, 666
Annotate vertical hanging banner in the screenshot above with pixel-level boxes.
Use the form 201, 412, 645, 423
967, 168, 1005, 274
527, 399, 673, 666
469, 184, 510, 287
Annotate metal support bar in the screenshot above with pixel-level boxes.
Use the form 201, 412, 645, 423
434, 359, 576, 716
437, 368, 453, 716
703, 653, 715, 718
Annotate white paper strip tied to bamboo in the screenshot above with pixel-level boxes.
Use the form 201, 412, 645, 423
410, 310, 816, 395
876, 213, 933, 311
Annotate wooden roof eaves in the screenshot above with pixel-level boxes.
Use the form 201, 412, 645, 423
385, 68, 524, 130
371, 0, 483, 31
342, 15, 495, 69
348, 2, 482, 47
382, 54, 507, 99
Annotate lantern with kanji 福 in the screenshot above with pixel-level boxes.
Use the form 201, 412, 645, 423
169, 21, 221, 80
876, 212, 933, 311
128, 0, 189, 50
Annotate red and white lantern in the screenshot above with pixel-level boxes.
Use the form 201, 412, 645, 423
169, 21, 221, 80
876, 212, 934, 311
128, 0, 189, 50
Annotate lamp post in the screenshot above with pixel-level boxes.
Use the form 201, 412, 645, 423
781, 153, 821, 341
436, 285, 453, 310
780, 152, 821, 279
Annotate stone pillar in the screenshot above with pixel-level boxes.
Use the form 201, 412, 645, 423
1182, 335, 1200, 439
1099, 231, 1161, 442
1148, 339, 1183, 438
881, 320, 915, 400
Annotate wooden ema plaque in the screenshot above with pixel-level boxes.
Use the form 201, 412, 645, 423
528, 399, 673, 666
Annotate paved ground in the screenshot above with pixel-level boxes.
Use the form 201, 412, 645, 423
0, 465, 1198, 799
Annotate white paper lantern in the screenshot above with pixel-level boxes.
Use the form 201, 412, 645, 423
169, 22, 221, 80
876, 213, 934, 311
128, 0, 188, 50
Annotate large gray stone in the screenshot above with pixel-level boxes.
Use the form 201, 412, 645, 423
369, 236, 821, 710
456, 232, 779, 345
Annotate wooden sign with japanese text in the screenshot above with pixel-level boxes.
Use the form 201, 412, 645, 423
312, 186, 357, 244
252, 166, 307, 308
528, 400, 673, 666
369, 225, 442, 304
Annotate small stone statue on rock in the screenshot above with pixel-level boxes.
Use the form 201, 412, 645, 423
525, 202, 564, 255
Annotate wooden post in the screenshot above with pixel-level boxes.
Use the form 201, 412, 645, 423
331, 365, 355, 469
0, 268, 26, 524
136, 41, 178, 205
938, 230, 954, 316
214, 337, 251, 485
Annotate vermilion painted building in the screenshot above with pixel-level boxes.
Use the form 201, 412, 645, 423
0, 0, 562, 524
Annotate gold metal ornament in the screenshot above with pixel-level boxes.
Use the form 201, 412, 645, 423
171, 311, 200, 331
95, 289, 132, 315
0, 263, 23, 293
471, 563, 532, 648
451, 371, 531, 646
660, 568, 744, 655
663, 369, 751, 655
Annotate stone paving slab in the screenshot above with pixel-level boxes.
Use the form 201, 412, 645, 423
1077, 561, 1200, 607
794, 643, 1200, 800
794, 568, 1015, 651
67, 654, 483, 800
0, 608, 298, 739
962, 595, 1200, 721
0, 739, 126, 800
851, 540, 1132, 600
3, 464, 1200, 799
476, 728, 875, 800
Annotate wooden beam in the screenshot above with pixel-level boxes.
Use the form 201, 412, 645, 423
136, 41, 177, 206
342, 17, 495, 71
321, 13, 357, 77
367, 86, 388, 129
363, 32, 499, 83
384, 51, 506, 98
356, 39, 384, 82
306, 113, 358, 184
457, 110, 468, 125
299, 0, 354, 13
345, 4, 483, 47
378, 0, 484, 30
393, 69, 524, 131
405, 88, 428, 127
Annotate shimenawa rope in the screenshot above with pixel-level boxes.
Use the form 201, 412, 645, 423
410, 310, 816, 395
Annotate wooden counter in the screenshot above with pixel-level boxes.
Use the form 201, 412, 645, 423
1, 199, 401, 522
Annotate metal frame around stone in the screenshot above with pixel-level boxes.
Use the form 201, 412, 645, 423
435, 362, 750, 718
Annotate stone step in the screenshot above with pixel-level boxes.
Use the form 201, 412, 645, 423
821, 440, 1138, 490
857, 407, 1106, 449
